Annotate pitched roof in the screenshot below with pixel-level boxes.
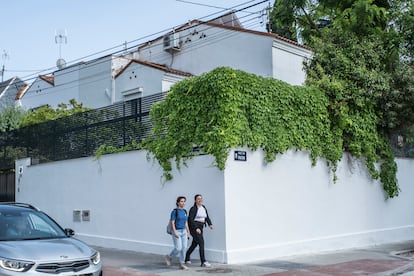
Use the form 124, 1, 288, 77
115, 59, 192, 79
0, 76, 27, 109
0, 76, 26, 95
15, 84, 29, 100
138, 13, 310, 51
0, 78, 14, 95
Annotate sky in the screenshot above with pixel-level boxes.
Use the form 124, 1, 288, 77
1, 0, 272, 83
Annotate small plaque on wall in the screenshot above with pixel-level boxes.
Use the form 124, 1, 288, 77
234, 150, 247, 161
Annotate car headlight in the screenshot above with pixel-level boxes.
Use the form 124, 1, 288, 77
0, 258, 34, 272
90, 251, 101, 265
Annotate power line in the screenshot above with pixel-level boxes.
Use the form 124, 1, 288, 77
9, 0, 269, 84
177, 0, 237, 10
14, 1, 272, 103
177, 0, 264, 15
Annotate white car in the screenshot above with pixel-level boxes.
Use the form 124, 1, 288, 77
0, 202, 102, 275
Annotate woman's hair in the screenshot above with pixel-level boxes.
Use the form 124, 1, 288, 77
194, 194, 202, 201
176, 196, 186, 207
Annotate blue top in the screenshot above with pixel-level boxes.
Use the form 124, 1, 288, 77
170, 208, 187, 230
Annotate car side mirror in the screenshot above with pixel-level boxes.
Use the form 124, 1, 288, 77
64, 228, 75, 236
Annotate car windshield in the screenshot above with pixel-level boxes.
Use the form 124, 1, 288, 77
0, 209, 67, 241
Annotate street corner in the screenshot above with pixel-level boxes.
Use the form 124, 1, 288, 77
103, 266, 159, 276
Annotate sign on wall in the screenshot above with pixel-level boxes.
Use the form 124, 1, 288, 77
234, 150, 247, 161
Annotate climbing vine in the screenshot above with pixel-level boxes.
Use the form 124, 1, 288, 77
143, 67, 399, 198
95, 140, 142, 160
144, 68, 338, 179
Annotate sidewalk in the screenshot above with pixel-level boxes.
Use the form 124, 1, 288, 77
97, 240, 414, 276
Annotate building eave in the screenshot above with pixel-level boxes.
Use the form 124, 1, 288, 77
114, 59, 192, 79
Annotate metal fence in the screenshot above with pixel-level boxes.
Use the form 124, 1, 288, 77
390, 133, 414, 159
0, 172, 15, 201
0, 90, 413, 171
0, 92, 166, 171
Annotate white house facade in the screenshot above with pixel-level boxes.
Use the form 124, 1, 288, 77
78, 55, 113, 108
137, 20, 312, 86
21, 63, 82, 110
19, 13, 311, 110
114, 59, 191, 102
20, 56, 190, 110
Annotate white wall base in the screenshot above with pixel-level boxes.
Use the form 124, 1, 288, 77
224, 225, 414, 264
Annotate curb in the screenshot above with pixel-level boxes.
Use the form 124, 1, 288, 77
104, 266, 158, 276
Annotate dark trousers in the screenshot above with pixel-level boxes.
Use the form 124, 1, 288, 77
185, 223, 206, 263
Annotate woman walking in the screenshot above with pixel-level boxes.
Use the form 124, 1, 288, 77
185, 194, 213, 267
165, 196, 191, 270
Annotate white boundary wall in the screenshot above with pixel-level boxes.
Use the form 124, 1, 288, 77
224, 149, 414, 263
15, 149, 414, 264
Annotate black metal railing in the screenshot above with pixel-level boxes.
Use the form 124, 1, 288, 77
390, 133, 414, 159
0, 92, 165, 170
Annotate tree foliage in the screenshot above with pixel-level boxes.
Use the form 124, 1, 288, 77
0, 107, 27, 132
270, 0, 392, 43
268, 0, 414, 197
20, 99, 90, 127
270, 0, 414, 133
304, 32, 399, 197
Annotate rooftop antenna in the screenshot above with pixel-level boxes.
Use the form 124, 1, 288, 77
55, 29, 67, 69
266, 1, 272, 33
1, 50, 9, 82
123, 41, 128, 54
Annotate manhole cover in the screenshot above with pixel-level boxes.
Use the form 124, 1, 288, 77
197, 268, 233, 273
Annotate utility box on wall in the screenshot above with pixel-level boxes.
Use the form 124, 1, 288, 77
82, 210, 90, 221
73, 210, 81, 222
73, 210, 90, 222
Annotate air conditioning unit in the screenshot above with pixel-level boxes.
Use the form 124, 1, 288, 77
163, 32, 180, 52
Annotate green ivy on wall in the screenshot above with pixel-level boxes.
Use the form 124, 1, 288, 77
146, 67, 331, 171
93, 67, 400, 198
142, 67, 399, 198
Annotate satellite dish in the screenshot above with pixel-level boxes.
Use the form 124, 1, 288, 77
56, 58, 66, 69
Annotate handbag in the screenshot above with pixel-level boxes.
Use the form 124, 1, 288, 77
166, 221, 173, 235
166, 208, 177, 235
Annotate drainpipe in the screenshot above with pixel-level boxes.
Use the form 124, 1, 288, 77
111, 76, 115, 104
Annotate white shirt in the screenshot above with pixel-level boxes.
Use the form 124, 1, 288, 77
195, 206, 207, 223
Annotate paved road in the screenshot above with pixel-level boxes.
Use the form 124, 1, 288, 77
97, 240, 414, 275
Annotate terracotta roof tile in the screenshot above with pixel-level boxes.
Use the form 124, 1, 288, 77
138, 18, 310, 51
39, 74, 54, 86
15, 84, 29, 100
115, 59, 192, 79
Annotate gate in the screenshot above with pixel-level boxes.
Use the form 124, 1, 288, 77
0, 172, 15, 202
